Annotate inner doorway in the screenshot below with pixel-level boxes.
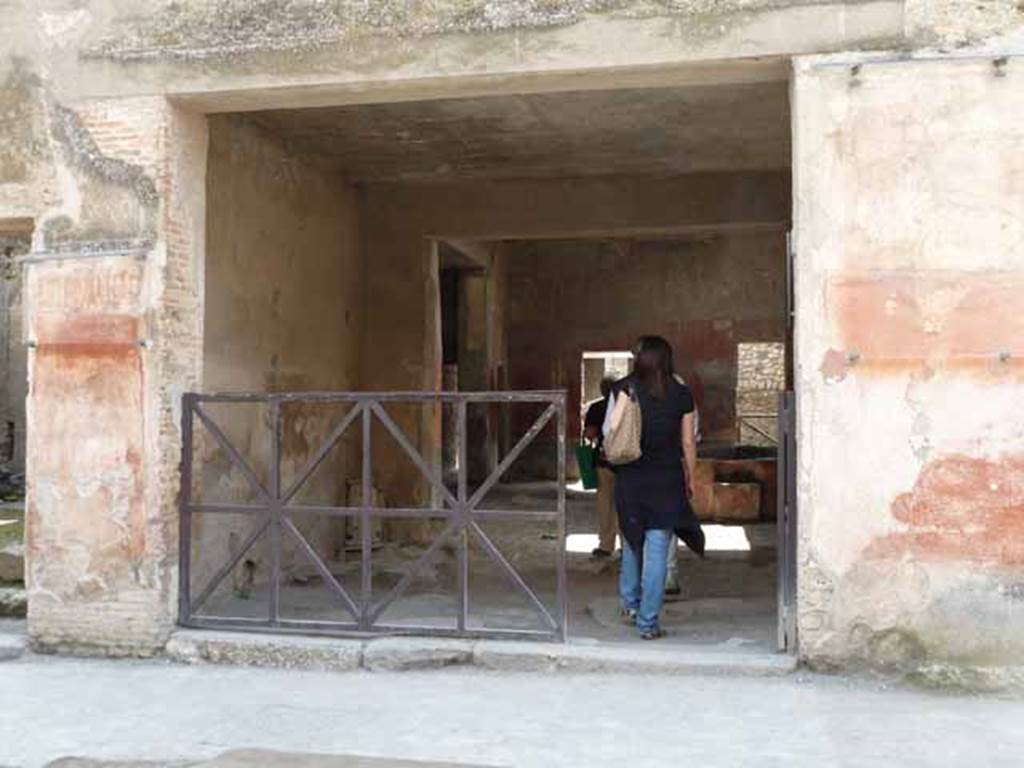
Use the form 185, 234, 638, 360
580, 350, 633, 418
435, 233, 789, 652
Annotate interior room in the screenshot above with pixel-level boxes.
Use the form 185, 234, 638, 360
187, 78, 793, 651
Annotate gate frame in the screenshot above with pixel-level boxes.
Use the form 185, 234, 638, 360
178, 390, 568, 641
776, 390, 797, 653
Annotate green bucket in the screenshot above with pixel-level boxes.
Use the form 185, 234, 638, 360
575, 442, 599, 490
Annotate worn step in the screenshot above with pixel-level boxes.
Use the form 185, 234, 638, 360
0, 586, 27, 618
0, 540, 25, 583
166, 629, 796, 677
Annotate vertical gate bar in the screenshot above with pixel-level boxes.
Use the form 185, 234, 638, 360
269, 398, 282, 625
456, 398, 469, 632
786, 391, 798, 652
555, 396, 568, 641
360, 402, 373, 630
776, 391, 788, 651
178, 394, 195, 623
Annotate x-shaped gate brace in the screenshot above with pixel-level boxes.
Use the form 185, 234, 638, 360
178, 391, 568, 641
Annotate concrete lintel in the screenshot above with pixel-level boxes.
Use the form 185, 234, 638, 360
172, 58, 789, 114
436, 221, 791, 245
439, 240, 491, 271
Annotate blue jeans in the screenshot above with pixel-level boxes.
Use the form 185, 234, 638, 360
619, 528, 673, 633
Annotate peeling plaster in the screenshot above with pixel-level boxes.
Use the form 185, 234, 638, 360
42, 103, 160, 248
50, 104, 158, 207
818, 347, 848, 382
868, 454, 1024, 567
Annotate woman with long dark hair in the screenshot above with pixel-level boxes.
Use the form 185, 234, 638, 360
610, 335, 700, 639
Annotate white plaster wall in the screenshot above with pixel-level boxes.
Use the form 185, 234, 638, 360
793, 54, 1024, 668
198, 115, 363, 594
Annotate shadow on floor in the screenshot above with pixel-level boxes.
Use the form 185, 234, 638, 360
194, 483, 778, 654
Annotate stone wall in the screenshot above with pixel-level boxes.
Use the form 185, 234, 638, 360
0, 225, 31, 480
197, 114, 363, 592
793, 55, 1024, 671
503, 233, 787, 473
736, 341, 786, 446
22, 98, 206, 655
7, 0, 909, 104
359, 172, 789, 498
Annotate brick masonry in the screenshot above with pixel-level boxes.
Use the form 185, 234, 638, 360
24, 98, 206, 655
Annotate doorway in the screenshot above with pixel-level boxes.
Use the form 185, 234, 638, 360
190, 74, 797, 652
580, 350, 633, 422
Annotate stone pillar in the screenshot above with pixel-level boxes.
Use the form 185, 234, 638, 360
25, 97, 206, 655
792, 54, 1024, 670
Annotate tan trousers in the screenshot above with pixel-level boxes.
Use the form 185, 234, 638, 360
596, 466, 618, 552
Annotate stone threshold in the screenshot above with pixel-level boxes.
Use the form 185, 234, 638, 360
164, 629, 798, 676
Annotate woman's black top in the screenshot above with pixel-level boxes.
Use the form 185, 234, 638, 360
611, 374, 702, 552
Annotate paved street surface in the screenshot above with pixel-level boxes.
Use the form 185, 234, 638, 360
2, 655, 1023, 768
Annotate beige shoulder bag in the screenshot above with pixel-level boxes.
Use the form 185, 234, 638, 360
604, 386, 642, 465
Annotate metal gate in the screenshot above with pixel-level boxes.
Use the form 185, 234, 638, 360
178, 391, 567, 641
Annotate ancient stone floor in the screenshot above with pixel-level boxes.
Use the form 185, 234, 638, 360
1, 654, 1022, 767
196, 484, 777, 652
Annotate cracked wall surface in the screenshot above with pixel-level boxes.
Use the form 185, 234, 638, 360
0, 0, 1023, 660
904, 0, 1024, 47
504, 233, 787, 455
193, 114, 363, 598
22, 98, 207, 655
80, 0, 887, 61
0, 0, 915, 111
793, 55, 1024, 671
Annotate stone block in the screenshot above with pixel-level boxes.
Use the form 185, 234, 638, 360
710, 482, 761, 524
362, 637, 474, 672
0, 586, 26, 618
711, 458, 778, 520
473, 640, 795, 677
165, 630, 362, 672
0, 541, 24, 583
691, 460, 716, 521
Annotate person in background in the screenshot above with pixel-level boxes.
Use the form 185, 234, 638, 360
610, 336, 699, 640
584, 377, 618, 558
